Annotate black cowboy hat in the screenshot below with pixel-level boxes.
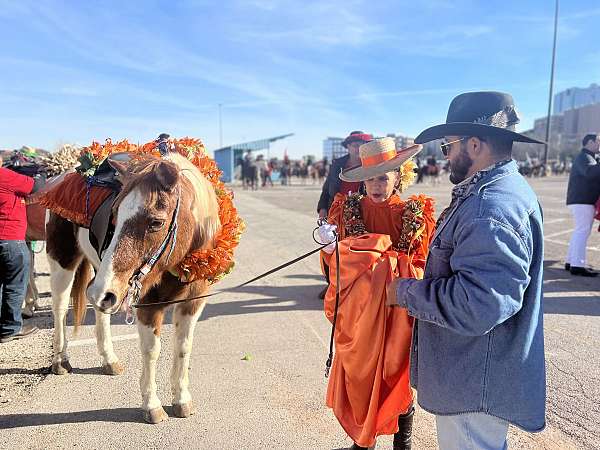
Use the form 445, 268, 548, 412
415, 91, 544, 145
341, 130, 373, 148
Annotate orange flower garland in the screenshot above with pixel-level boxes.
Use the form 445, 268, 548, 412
77, 137, 245, 284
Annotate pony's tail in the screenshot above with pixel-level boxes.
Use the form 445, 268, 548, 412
72, 259, 92, 334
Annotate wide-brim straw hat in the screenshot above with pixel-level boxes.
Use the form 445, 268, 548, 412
340, 137, 423, 182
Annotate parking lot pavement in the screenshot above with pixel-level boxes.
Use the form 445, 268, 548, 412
0, 175, 596, 449
248, 175, 599, 449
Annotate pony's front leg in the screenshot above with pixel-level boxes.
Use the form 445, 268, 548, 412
49, 257, 77, 375
170, 301, 206, 418
138, 320, 167, 424
94, 309, 124, 375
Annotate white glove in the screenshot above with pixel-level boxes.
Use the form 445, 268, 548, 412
317, 223, 337, 254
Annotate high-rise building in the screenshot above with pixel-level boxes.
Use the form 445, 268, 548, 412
520, 96, 600, 161
322, 137, 346, 161
553, 83, 600, 115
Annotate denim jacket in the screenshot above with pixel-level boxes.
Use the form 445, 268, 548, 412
396, 160, 546, 432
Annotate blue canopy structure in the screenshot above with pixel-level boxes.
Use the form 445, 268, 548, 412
213, 133, 293, 182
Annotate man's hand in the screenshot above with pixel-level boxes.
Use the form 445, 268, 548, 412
318, 208, 328, 219
386, 278, 401, 306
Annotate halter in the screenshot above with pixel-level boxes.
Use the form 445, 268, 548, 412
122, 185, 181, 324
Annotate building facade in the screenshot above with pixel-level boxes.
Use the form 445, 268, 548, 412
322, 137, 346, 161
522, 91, 600, 161
386, 133, 415, 149
554, 83, 600, 115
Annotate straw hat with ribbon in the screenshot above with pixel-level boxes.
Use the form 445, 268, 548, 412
339, 137, 423, 182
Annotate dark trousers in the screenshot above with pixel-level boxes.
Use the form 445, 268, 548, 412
0, 240, 30, 337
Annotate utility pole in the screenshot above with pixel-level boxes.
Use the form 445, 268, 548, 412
543, 0, 559, 168
218, 103, 223, 148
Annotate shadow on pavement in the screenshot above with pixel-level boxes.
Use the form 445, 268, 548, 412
0, 408, 143, 428
0, 367, 51, 376
543, 260, 600, 317
29, 305, 129, 330
283, 274, 325, 282
199, 283, 324, 322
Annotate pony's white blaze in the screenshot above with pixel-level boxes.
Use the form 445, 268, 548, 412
86, 188, 144, 308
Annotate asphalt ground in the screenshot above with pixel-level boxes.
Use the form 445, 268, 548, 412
0, 174, 598, 449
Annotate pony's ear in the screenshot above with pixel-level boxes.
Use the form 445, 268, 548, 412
108, 159, 129, 176
155, 162, 179, 191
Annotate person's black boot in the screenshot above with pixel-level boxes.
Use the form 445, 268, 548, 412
570, 266, 598, 277
393, 406, 414, 450
349, 444, 368, 450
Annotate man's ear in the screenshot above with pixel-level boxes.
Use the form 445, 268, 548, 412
467, 137, 483, 156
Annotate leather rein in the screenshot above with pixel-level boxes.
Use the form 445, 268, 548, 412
122, 186, 181, 324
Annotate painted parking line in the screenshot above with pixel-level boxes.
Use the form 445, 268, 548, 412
545, 229, 573, 239
544, 291, 599, 298
70, 332, 138, 347
544, 218, 567, 225
541, 207, 572, 214
544, 237, 600, 252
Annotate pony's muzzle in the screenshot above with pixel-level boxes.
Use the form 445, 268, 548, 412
94, 291, 119, 314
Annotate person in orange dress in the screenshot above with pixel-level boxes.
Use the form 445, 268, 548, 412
317, 137, 435, 450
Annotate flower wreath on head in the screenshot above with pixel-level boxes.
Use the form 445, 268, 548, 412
78, 137, 245, 284
342, 159, 429, 255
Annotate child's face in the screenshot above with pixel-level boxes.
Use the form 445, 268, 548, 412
364, 171, 398, 203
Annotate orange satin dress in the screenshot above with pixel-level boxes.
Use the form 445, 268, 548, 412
323, 193, 435, 447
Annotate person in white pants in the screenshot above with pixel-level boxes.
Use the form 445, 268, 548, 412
565, 134, 600, 277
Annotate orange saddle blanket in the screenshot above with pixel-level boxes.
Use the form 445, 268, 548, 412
39, 172, 115, 228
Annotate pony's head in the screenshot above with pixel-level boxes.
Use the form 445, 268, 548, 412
87, 155, 220, 314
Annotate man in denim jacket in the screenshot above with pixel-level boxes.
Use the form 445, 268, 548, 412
387, 92, 546, 450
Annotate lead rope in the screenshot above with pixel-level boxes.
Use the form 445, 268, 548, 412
324, 230, 340, 378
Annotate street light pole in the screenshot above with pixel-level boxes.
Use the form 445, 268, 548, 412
218, 103, 223, 148
543, 0, 559, 167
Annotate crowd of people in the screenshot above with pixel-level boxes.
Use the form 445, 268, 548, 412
238, 151, 329, 189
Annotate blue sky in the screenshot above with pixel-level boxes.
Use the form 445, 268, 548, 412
1, 0, 599, 158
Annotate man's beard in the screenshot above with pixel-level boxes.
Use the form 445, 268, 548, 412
448, 146, 473, 185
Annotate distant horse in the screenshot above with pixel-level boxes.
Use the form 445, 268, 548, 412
47, 153, 220, 424
519, 164, 546, 178
419, 163, 441, 185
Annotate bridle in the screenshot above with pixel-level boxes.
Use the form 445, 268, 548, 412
120, 186, 182, 324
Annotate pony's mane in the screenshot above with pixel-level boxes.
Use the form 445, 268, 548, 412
112, 156, 166, 211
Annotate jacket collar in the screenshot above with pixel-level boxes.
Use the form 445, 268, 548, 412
473, 159, 518, 194
432, 160, 518, 242
582, 148, 599, 158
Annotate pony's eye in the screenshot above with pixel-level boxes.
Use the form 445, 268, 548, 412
148, 219, 165, 232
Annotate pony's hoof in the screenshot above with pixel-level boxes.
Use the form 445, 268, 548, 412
172, 402, 196, 418
143, 407, 168, 424
51, 360, 72, 375
102, 361, 125, 376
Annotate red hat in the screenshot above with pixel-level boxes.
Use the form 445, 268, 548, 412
341, 130, 373, 148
